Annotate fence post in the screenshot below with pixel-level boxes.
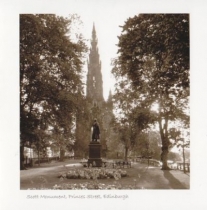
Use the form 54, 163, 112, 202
187, 164, 190, 172
25, 156, 28, 166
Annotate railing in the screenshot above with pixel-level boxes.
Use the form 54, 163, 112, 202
164, 161, 190, 172
23, 156, 74, 167
133, 157, 190, 172
112, 160, 132, 168
24, 156, 59, 166
175, 162, 190, 172
132, 157, 161, 167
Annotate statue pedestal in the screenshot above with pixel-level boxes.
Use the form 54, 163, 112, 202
88, 142, 102, 167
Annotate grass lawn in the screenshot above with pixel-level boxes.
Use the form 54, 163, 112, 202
20, 159, 190, 190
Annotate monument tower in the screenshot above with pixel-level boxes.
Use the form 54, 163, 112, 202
87, 23, 104, 109
86, 24, 113, 166
74, 24, 114, 161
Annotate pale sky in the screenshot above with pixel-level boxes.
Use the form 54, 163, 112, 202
48, 0, 197, 100
2, 0, 199, 101
10, 0, 198, 100
55, 1, 144, 100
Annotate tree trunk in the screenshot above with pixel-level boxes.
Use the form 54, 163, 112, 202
124, 146, 128, 161
60, 149, 65, 161
158, 117, 171, 170
20, 145, 25, 170
38, 149, 40, 166
161, 148, 169, 170
182, 146, 186, 173
161, 138, 171, 170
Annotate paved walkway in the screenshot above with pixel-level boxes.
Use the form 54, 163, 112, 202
20, 160, 190, 189
132, 163, 190, 189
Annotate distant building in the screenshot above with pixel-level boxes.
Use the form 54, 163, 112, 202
24, 146, 53, 158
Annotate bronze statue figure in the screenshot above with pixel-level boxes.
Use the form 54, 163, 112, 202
92, 119, 100, 142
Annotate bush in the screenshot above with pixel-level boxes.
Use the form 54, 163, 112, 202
58, 168, 127, 180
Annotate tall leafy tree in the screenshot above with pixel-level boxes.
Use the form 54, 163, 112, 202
20, 14, 87, 169
74, 98, 91, 158
112, 14, 189, 169
112, 115, 138, 161
132, 130, 161, 160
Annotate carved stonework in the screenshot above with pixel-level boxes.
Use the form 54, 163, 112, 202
86, 24, 114, 160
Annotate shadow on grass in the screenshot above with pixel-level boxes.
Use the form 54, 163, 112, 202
163, 170, 187, 189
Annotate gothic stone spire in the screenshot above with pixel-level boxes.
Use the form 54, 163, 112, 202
87, 24, 104, 104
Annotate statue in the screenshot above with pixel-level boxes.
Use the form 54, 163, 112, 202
91, 119, 100, 142
88, 119, 102, 167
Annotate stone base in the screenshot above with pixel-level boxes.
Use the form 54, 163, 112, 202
88, 158, 102, 167
88, 142, 102, 167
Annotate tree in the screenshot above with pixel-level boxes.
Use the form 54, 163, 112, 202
112, 14, 189, 169
20, 14, 87, 169
125, 128, 161, 161
169, 123, 190, 172
74, 98, 91, 158
111, 115, 138, 161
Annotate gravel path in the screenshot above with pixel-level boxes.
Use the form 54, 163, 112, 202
132, 163, 190, 189
20, 161, 190, 189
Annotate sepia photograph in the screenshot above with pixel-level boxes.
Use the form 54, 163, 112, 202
19, 13, 190, 190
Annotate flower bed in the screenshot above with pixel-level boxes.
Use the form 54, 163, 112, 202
58, 168, 127, 180
53, 182, 122, 190
26, 168, 147, 190
28, 182, 143, 190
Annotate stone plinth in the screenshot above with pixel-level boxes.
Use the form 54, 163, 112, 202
88, 142, 102, 167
